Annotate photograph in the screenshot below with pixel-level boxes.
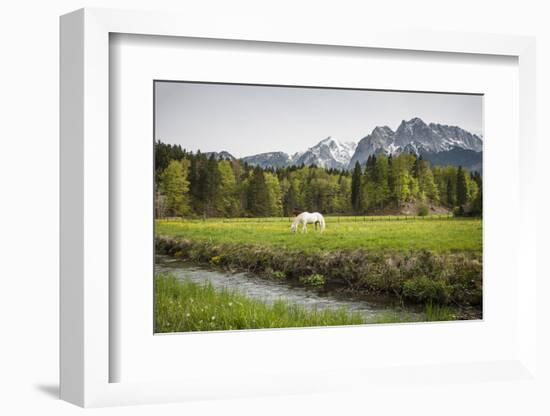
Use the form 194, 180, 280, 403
153, 81, 483, 333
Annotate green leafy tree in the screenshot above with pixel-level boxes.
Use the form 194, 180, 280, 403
154, 140, 483, 218
264, 172, 283, 216
395, 170, 411, 206
419, 167, 439, 203
216, 160, 240, 216
408, 175, 420, 201
159, 159, 190, 216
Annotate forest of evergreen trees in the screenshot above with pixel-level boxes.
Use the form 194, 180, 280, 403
155, 140, 482, 218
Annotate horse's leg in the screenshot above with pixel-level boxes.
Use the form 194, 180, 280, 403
302, 222, 307, 233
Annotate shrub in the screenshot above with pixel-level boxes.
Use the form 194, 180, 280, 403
424, 302, 456, 321
417, 204, 429, 216
402, 276, 451, 304
453, 206, 465, 217
272, 271, 286, 280
210, 255, 222, 265
299, 274, 326, 287
156, 236, 481, 306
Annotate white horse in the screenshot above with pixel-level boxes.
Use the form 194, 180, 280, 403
290, 212, 326, 233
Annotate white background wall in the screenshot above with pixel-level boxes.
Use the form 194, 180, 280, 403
1, 1, 548, 415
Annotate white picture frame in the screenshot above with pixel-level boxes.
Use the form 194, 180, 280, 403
60, 8, 538, 408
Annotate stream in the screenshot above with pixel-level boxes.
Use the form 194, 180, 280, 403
155, 256, 424, 321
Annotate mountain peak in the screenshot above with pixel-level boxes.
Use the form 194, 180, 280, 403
349, 117, 482, 169
239, 117, 482, 171
318, 136, 335, 144
204, 150, 236, 161
370, 125, 390, 133
241, 151, 290, 168
293, 136, 356, 169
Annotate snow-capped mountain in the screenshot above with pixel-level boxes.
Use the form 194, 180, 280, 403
349, 118, 482, 170
393, 117, 482, 153
204, 150, 236, 161
238, 118, 482, 171
292, 137, 357, 170
241, 151, 291, 168
348, 126, 394, 167
242, 137, 356, 170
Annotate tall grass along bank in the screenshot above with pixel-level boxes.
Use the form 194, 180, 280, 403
155, 274, 459, 332
155, 274, 364, 332
156, 236, 482, 307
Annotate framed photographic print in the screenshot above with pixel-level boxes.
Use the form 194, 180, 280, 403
153, 80, 484, 334
60, 8, 539, 408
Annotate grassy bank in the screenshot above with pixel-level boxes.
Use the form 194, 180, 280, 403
156, 217, 482, 254
155, 274, 458, 332
156, 236, 482, 307
155, 274, 364, 332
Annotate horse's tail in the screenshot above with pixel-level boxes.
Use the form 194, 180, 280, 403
319, 215, 326, 231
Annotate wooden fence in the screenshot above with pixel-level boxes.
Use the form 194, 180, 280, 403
157, 214, 455, 223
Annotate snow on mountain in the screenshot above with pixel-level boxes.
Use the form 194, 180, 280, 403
293, 137, 357, 170
241, 151, 291, 168
349, 126, 394, 167
204, 150, 236, 161
393, 118, 482, 153
239, 118, 482, 171
348, 118, 483, 169
243, 137, 356, 170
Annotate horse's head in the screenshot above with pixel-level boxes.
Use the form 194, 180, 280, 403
290, 222, 297, 233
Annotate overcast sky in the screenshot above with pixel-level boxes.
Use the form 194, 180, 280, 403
155, 81, 483, 158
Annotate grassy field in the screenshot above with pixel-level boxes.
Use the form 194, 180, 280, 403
155, 274, 457, 332
155, 274, 364, 332
156, 216, 482, 253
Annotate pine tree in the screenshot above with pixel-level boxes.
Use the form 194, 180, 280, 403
191, 151, 209, 214
456, 166, 468, 207
154, 139, 483, 218
247, 167, 270, 216
446, 177, 455, 207
203, 154, 221, 216
351, 161, 362, 213
387, 154, 397, 205
471, 180, 482, 216
283, 181, 298, 216
373, 156, 390, 208
412, 155, 420, 178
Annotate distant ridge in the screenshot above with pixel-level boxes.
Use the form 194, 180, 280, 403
236, 117, 482, 171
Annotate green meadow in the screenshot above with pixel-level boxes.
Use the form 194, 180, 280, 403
155, 216, 482, 254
